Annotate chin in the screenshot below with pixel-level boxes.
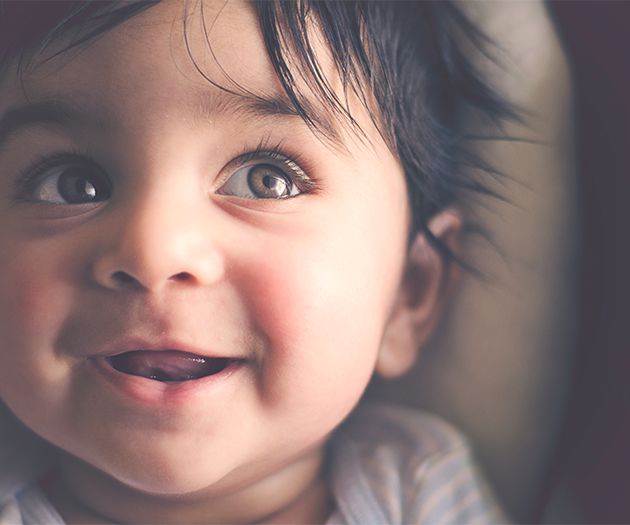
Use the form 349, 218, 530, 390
112, 466, 214, 497
68, 440, 233, 498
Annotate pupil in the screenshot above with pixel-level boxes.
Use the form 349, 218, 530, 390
248, 165, 290, 198
264, 175, 281, 190
58, 169, 102, 203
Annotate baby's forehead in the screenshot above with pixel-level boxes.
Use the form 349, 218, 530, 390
1, 0, 376, 152
8, 3, 276, 104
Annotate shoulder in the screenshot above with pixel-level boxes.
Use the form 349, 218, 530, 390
331, 402, 472, 494
337, 402, 467, 457
328, 403, 508, 524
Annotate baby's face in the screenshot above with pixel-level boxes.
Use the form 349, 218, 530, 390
0, 0, 410, 498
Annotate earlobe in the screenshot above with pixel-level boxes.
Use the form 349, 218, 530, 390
375, 209, 462, 379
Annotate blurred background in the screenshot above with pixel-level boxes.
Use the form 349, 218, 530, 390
371, 1, 630, 523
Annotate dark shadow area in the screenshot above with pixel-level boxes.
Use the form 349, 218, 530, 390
543, 2, 630, 522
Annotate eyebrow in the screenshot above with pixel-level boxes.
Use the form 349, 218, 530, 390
211, 92, 341, 144
0, 100, 85, 152
0, 92, 342, 152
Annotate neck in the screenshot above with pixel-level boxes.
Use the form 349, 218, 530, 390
42, 449, 333, 524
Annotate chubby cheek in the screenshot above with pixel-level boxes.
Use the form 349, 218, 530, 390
0, 239, 76, 421
240, 222, 403, 419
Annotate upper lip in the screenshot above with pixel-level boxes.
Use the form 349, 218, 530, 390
89, 336, 239, 360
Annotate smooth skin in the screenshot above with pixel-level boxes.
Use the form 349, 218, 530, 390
0, 1, 458, 523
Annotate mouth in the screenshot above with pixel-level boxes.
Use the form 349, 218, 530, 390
104, 350, 244, 383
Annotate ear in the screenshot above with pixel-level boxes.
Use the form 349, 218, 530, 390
375, 209, 462, 379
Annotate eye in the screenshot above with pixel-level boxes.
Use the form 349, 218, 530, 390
19, 156, 112, 205
218, 155, 312, 200
219, 163, 298, 199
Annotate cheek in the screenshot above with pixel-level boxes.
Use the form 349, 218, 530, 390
0, 238, 76, 410
240, 220, 404, 410
2, 266, 58, 334
0, 242, 69, 349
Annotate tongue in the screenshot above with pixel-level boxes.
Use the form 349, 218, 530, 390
106, 350, 229, 382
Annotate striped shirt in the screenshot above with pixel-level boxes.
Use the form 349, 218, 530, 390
0, 403, 508, 524
326, 403, 508, 524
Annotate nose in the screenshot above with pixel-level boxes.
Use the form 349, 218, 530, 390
91, 192, 225, 293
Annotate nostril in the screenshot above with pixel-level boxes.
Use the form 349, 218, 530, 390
111, 271, 141, 288
105, 270, 195, 290
170, 272, 194, 283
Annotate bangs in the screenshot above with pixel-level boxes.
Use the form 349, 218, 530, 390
0, 0, 515, 263
0, 1, 157, 75
253, 1, 515, 256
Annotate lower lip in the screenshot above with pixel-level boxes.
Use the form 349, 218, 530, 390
88, 356, 246, 406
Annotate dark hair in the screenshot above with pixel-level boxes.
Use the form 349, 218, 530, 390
0, 0, 513, 263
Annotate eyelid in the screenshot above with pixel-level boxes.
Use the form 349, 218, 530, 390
220, 143, 317, 193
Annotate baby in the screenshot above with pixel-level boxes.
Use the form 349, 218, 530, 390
0, 1, 509, 523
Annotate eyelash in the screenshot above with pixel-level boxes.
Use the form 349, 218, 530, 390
13, 141, 318, 203
225, 139, 318, 195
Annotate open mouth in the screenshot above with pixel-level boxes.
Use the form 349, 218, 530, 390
104, 350, 241, 383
